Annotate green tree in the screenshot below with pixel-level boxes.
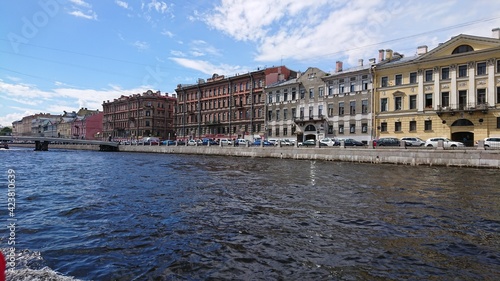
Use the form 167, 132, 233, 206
0, 127, 12, 136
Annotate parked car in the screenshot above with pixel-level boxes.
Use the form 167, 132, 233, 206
298, 139, 317, 147
401, 137, 425, 146
176, 140, 186, 146
142, 137, 160, 145
252, 139, 273, 146
484, 137, 500, 148
187, 139, 197, 146
425, 137, 464, 148
202, 138, 218, 146
284, 139, 296, 146
376, 137, 401, 146
161, 140, 176, 146
319, 137, 337, 146
342, 138, 365, 146
235, 139, 248, 146
219, 138, 232, 145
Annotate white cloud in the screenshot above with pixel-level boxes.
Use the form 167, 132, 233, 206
161, 29, 174, 38
69, 0, 91, 8
146, 0, 170, 14
68, 10, 98, 20
170, 50, 186, 57
169, 57, 246, 76
133, 41, 150, 51
115, 0, 131, 10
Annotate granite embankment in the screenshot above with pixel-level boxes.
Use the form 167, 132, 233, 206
11, 143, 500, 168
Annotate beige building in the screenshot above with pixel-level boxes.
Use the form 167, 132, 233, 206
374, 28, 500, 146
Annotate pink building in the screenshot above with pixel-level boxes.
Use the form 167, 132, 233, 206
71, 111, 103, 140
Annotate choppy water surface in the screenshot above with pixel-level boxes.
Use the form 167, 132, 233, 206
0, 148, 499, 280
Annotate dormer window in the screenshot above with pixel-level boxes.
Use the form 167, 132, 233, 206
452, 45, 474, 54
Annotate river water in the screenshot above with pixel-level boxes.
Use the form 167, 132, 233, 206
0, 147, 499, 280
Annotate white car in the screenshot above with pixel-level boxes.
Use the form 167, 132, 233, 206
484, 137, 500, 148
219, 138, 232, 145
319, 138, 337, 146
187, 139, 197, 146
401, 137, 425, 146
425, 137, 464, 148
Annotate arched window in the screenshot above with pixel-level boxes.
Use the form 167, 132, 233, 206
451, 119, 474, 126
452, 45, 474, 54
305, 125, 316, 131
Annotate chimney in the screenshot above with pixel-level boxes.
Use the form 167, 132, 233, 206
358, 59, 363, 66
385, 49, 393, 60
335, 61, 343, 72
378, 49, 385, 61
417, 45, 428, 55
369, 58, 376, 64
493, 28, 500, 39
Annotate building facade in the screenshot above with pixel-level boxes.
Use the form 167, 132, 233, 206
374, 29, 500, 146
174, 66, 296, 141
102, 90, 176, 141
322, 60, 374, 143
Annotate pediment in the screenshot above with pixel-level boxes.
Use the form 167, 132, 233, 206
415, 34, 500, 61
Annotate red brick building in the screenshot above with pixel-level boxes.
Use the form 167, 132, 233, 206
174, 66, 296, 141
102, 90, 176, 141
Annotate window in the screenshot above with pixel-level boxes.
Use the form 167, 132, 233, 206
339, 83, 345, 93
292, 108, 296, 118
299, 107, 304, 119
362, 123, 368, 133
275, 128, 280, 137
425, 70, 433, 82
362, 79, 368, 90
395, 121, 402, 132
441, 67, 450, 80
395, 74, 402, 85
498, 117, 500, 129
146, 111, 151, 116
308, 106, 313, 119
350, 124, 356, 133
425, 94, 433, 108
276, 110, 280, 121
319, 87, 324, 97
328, 125, 333, 134
268, 110, 272, 121
328, 85, 334, 96
328, 104, 334, 117
268, 94, 273, 104
477, 89, 486, 104
459, 90, 467, 109
381, 98, 388, 112
350, 82, 355, 92
477, 62, 486, 75
276, 93, 280, 102
497, 60, 500, 73
291, 88, 296, 100
318, 105, 323, 117
283, 127, 288, 136
409, 72, 417, 84
452, 45, 473, 54
339, 124, 344, 134
145, 120, 150, 127
350, 101, 356, 115
339, 102, 345, 115
309, 88, 314, 99
362, 100, 368, 114
283, 109, 288, 120
409, 95, 417, 109
380, 122, 387, 132
441, 92, 450, 107
283, 90, 288, 101
395, 96, 402, 110
424, 120, 432, 131
409, 121, 416, 131
268, 129, 272, 137
497, 87, 500, 104
381, 77, 388, 87
458, 65, 468, 77
300, 89, 305, 99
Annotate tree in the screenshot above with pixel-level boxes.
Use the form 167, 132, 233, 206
0, 127, 12, 136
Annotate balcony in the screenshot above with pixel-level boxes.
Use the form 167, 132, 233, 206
437, 103, 490, 116
293, 115, 327, 124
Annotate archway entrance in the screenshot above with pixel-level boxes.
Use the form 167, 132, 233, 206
304, 124, 317, 141
451, 119, 474, 146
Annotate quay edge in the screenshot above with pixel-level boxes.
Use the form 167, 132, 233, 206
9, 143, 500, 169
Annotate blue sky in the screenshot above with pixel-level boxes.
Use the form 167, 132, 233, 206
1, 0, 500, 127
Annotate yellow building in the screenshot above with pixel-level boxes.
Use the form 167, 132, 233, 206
374, 28, 500, 146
